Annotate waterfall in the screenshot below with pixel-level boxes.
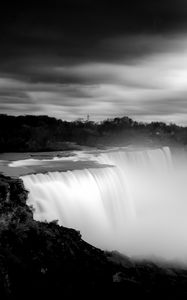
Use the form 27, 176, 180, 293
21, 147, 187, 260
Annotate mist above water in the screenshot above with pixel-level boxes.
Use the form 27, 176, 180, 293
21, 147, 187, 262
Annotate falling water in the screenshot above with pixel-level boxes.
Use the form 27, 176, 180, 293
21, 147, 187, 261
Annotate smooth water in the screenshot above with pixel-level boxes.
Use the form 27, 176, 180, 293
21, 147, 187, 261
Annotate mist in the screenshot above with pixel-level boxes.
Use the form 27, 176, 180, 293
20, 147, 187, 263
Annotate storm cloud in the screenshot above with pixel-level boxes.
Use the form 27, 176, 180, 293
1, 1, 187, 124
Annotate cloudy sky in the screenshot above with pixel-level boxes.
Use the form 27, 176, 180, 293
1, 0, 187, 124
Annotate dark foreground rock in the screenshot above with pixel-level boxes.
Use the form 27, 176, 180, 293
0, 174, 187, 299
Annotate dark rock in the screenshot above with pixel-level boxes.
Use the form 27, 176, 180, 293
0, 174, 187, 299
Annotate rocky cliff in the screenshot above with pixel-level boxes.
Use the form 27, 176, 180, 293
0, 174, 187, 299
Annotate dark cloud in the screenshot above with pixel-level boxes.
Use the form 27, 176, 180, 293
0, 1, 187, 123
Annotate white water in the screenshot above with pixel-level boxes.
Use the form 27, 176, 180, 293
21, 147, 187, 261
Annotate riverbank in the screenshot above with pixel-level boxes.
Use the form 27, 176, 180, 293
0, 174, 187, 298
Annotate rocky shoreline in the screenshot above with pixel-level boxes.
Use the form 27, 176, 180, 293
0, 174, 187, 298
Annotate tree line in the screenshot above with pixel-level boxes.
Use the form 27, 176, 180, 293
0, 114, 186, 152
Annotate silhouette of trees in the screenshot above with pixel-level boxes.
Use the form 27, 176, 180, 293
0, 114, 186, 152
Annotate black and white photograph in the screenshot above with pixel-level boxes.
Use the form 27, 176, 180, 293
1, 0, 187, 298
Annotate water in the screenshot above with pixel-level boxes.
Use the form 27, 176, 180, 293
21, 147, 187, 261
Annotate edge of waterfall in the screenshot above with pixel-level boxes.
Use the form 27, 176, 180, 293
0, 173, 187, 298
